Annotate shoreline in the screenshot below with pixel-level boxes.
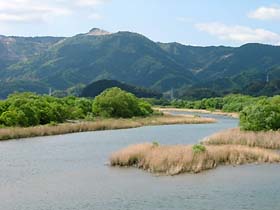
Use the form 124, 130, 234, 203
155, 107, 239, 118
0, 114, 216, 141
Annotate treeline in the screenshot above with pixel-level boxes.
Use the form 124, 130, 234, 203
0, 88, 153, 127
170, 94, 264, 112
169, 94, 280, 131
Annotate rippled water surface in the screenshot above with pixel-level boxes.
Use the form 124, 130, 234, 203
1, 112, 280, 210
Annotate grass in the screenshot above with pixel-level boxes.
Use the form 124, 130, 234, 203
110, 143, 280, 175
0, 114, 216, 141
203, 128, 280, 150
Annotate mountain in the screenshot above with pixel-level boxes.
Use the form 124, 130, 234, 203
0, 36, 64, 69
1, 28, 280, 99
2, 29, 195, 93
86, 28, 111, 36
81, 79, 162, 98
160, 42, 280, 98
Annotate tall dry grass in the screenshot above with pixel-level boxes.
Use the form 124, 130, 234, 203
203, 128, 280, 150
110, 143, 280, 175
156, 107, 239, 118
0, 114, 215, 141
136, 113, 216, 125
0, 119, 141, 141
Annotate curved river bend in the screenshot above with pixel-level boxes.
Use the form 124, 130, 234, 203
0, 112, 279, 210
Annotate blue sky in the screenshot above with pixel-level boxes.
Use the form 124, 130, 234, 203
1, 0, 280, 46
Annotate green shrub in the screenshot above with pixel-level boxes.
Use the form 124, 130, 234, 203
192, 144, 206, 153
92, 87, 153, 118
0, 93, 94, 127
240, 101, 280, 131
152, 141, 160, 147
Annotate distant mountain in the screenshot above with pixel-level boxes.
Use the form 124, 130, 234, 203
1, 28, 280, 99
160, 42, 280, 98
86, 28, 111, 36
2, 29, 194, 93
0, 36, 64, 69
81, 79, 162, 98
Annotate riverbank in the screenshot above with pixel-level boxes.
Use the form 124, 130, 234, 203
110, 143, 280, 175
0, 113, 216, 141
203, 128, 280, 149
155, 107, 239, 118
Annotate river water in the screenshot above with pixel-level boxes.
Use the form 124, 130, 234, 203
0, 112, 279, 210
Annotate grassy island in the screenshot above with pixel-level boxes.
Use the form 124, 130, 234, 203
203, 128, 280, 150
110, 143, 280, 175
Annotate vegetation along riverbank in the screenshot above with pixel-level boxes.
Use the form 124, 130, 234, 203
0, 88, 215, 141
110, 94, 280, 175
0, 114, 215, 141
151, 94, 280, 122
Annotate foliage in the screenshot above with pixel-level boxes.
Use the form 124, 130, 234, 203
240, 98, 280, 131
0, 89, 153, 127
92, 87, 153, 118
170, 94, 280, 131
152, 141, 160, 147
192, 144, 206, 153
170, 94, 267, 112
0, 93, 93, 127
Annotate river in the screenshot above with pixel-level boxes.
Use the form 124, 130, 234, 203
0, 112, 279, 210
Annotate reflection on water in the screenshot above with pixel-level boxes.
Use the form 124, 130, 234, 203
0, 112, 279, 210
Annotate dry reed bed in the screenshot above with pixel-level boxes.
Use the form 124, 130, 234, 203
203, 128, 280, 150
110, 143, 280, 175
156, 107, 239, 118
0, 114, 215, 141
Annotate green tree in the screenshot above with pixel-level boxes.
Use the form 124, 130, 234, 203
92, 87, 153, 118
240, 101, 280, 131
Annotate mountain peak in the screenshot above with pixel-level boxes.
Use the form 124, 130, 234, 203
86, 28, 111, 36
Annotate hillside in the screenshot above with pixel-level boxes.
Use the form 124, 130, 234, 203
81, 79, 162, 98
0, 36, 64, 69
1, 28, 280, 99
2, 30, 195, 92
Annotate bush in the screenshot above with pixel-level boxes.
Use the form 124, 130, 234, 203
92, 87, 153, 118
192, 144, 206, 153
152, 141, 159, 147
240, 101, 280, 131
0, 93, 94, 127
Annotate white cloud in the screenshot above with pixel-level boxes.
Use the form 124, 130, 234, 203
0, 0, 110, 23
0, 0, 71, 23
195, 22, 280, 45
248, 6, 280, 20
76, 0, 110, 7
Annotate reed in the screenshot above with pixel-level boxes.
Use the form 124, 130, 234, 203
203, 128, 280, 150
110, 143, 280, 175
156, 107, 239, 118
0, 114, 215, 141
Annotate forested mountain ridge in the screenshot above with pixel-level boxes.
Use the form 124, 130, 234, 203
1, 28, 280, 98
81, 79, 162, 98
